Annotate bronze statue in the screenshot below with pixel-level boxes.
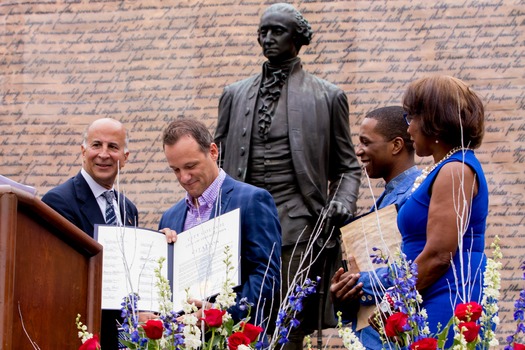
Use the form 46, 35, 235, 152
214, 4, 361, 348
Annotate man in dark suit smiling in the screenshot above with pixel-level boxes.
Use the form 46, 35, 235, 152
42, 117, 138, 349
42, 117, 138, 237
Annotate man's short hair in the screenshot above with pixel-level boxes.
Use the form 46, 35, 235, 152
162, 118, 213, 153
263, 3, 313, 48
366, 106, 414, 153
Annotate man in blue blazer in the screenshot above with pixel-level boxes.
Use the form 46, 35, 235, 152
159, 118, 281, 330
42, 117, 138, 350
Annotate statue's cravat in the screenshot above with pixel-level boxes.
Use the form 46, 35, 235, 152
257, 58, 300, 140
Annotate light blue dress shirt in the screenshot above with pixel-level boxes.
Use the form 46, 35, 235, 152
341, 166, 420, 349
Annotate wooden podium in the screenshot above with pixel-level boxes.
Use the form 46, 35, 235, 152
0, 185, 102, 349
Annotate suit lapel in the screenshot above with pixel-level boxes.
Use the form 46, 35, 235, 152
117, 193, 136, 226
174, 204, 186, 232
210, 175, 234, 219
73, 173, 105, 229
243, 75, 261, 143
287, 63, 307, 140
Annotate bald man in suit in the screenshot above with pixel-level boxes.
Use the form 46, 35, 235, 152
42, 118, 138, 350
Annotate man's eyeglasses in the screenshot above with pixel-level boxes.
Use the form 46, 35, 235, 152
403, 112, 413, 126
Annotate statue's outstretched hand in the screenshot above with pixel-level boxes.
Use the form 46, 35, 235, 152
325, 200, 352, 225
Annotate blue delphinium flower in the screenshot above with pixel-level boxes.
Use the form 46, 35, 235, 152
130, 329, 140, 343
275, 277, 319, 345
161, 310, 182, 339
173, 334, 185, 348
139, 337, 148, 347
239, 296, 254, 311
370, 247, 389, 265
120, 293, 154, 347
505, 260, 525, 349
120, 293, 140, 331
371, 249, 429, 344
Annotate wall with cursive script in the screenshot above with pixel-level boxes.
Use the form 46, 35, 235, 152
1, 0, 524, 344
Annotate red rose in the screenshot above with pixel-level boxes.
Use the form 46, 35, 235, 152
409, 337, 438, 349
454, 302, 482, 322
141, 319, 164, 339
202, 308, 227, 327
385, 312, 409, 337
459, 321, 481, 343
228, 331, 251, 350
79, 335, 101, 350
514, 343, 525, 350
240, 322, 264, 342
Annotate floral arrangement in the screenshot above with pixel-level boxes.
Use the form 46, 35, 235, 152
76, 246, 319, 350
377, 237, 502, 349
334, 236, 504, 350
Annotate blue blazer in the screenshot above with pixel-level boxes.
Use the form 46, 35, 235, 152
159, 175, 282, 325
42, 171, 139, 238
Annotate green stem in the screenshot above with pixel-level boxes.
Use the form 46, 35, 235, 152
208, 329, 215, 350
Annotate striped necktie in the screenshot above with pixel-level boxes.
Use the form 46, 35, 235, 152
103, 190, 117, 225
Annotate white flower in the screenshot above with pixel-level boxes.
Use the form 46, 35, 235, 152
219, 326, 229, 337
183, 324, 202, 349
182, 313, 199, 326
479, 237, 502, 347
182, 295, 198, 314
159, 337, 170, 348
218, 313, 233, 336
76, 314, 94, 343
80, 333, 93, 343
492, 315, 500, 326
237, 345, 251, 350
453, 325, 468, 347
216, 284, 237, 309
222, 312, 232, 323
415, 292, 423, 304
338, 327, 366, 350
488, 337, 500, 347
420, 309, 428, 319
215, 246, 238, 309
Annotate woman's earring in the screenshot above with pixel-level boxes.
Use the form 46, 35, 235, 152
435, 139, 439, 144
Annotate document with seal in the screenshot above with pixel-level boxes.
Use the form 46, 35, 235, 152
96, 208, 241, 312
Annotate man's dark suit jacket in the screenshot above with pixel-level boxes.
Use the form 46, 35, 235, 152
159, 174, 282, 327
215, 60, 361, 246
41, 171, 138, 238
42, 171, 139, 350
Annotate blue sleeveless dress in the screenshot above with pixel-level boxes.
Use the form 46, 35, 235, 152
397, 150, 488, 345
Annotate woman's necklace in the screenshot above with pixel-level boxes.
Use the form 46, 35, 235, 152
411, 146, 467, 192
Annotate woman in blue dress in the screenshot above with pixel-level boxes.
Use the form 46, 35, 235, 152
397, 75, 488, 346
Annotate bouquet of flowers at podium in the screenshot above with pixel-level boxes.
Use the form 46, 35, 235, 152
76, 247, 319, 350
